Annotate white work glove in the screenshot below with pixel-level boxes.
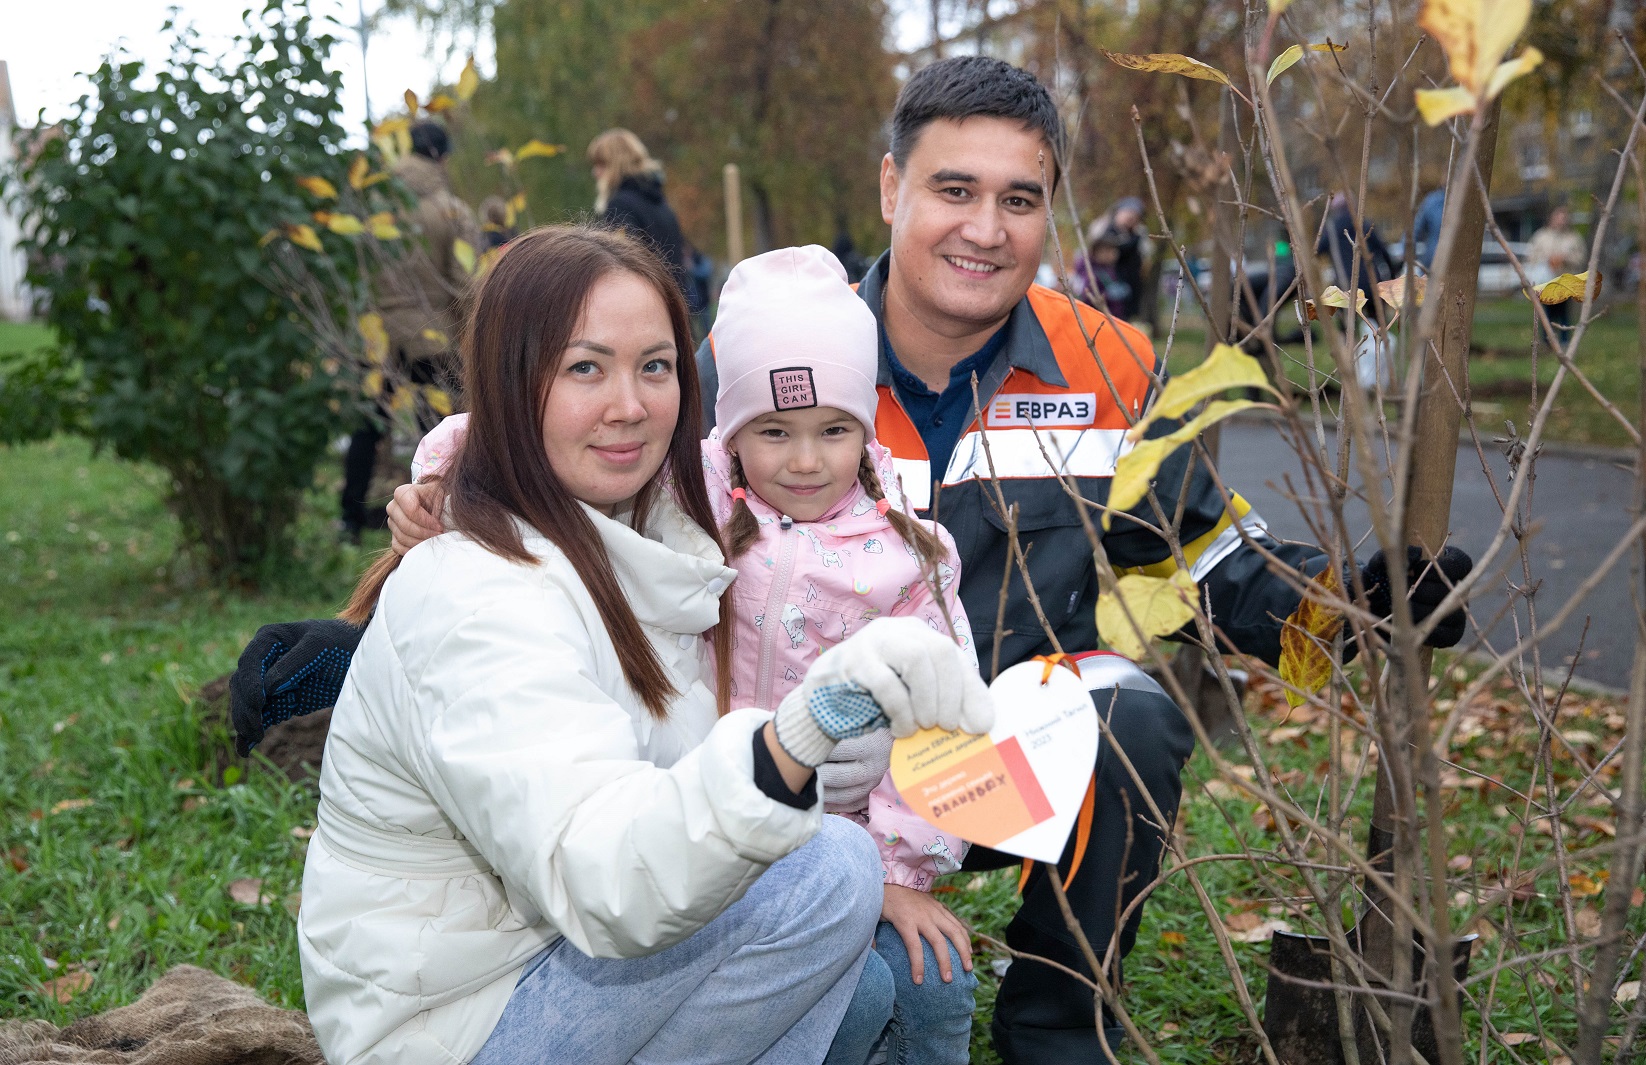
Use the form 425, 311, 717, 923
819, 730, 895, 811
773, 617, 994, 768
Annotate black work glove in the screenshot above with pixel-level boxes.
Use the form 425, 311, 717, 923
1360, 545, 1473, 649
230, 619, 364, 755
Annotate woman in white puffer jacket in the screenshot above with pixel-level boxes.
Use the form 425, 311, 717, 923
297, 226, 992, 1065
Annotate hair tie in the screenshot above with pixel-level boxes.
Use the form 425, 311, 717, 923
731, 488, 747, 503
876, 498, 891, 517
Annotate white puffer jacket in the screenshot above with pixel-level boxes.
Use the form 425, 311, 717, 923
297, 494, 821, 1065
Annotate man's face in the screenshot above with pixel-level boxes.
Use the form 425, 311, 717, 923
880, 117, 1050, 333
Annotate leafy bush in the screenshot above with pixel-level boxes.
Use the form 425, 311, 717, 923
0, 342, 84, 446
8, 1, 356, 579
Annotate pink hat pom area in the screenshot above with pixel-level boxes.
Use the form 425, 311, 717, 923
710, 245, 880, 443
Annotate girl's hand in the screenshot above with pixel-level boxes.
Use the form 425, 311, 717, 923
388, 481, 447, 556
881, 884, 973, 985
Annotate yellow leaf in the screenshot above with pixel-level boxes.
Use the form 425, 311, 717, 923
371, 116, 410, 141
1569, 872, 1605, 898
323, 212, 364, 236
284, 224, 323, 253
368, 212, 401, 240
404, 88, 420, 115
456, 56, 480, 101
1101, 49, 1231, 88
1130, 343, 1275, 440
258, 228, 281, 247
1278, 566, 1345, 706
1305, 284, 1367, 319
423, 387, 454, 417
1418, 0, 1531, 97
296, 175, 337, 199
389, 388, 417, 415
358, 313, 389, 366
347, 154, 370, 190
452, 238, 477, 275
1485, 46, 1543, 100
1108, 400, 1264, 523
1269, 0, 1293, 12
1159, 930, 1188, 946
1266, 41, 1348, 85
50, 798, 94, 815
1096, 570, 1198, 661
1416, 85, 1478, 126
515, 139, 565, 161
425, 93, 457, 114
1534, 270, 1601, 304
420, 328, 449, 345
477, 246, 504, 276
1375, 275, 1427, 311
362, 370, 384, 398
1266, 45, 1304, 85
508, 191, 527, 215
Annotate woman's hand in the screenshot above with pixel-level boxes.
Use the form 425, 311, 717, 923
772, 617, 993, 767
881, 884, 973, 985
388, 481, 447, 555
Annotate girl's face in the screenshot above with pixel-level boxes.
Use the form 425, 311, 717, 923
541, 271, 680, 515
727, 406, 866, 522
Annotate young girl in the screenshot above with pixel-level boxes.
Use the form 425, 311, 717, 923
404, 245, 982, 1064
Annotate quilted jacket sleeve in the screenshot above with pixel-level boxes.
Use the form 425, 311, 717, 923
409, 578, 820, 960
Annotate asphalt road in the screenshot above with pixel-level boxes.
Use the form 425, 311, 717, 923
1214, 417, 1642, 692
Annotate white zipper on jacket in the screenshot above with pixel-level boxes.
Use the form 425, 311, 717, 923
754, 515, 797, 709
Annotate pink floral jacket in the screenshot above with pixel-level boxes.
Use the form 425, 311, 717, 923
412, 415, 977, 890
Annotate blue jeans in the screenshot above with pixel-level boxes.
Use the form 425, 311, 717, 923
827, 920, 978, 1065
471, 816, 884, 1065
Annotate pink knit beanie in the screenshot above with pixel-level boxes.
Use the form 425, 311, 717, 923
711, 246, 879, 442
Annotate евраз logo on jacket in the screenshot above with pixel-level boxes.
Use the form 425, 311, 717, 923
986, 393, 1099, 428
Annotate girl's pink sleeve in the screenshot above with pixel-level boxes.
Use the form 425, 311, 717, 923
892, 520, 978, 668
864, 772, 969, 890
411, 413, 470, 483
867, 517, 978, 889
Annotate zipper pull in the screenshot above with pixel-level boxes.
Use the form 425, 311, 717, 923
779, 514, 793, 530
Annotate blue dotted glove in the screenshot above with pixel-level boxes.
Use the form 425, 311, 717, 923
229, 620, 364, 755
772, 617, 993, 767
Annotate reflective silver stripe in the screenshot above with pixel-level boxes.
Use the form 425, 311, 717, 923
1190, 512, 1270, 582
943, 427, 1131, 485
1072, 652, 1169, 697
891, 458, 932, 510
315, 796, 493, 880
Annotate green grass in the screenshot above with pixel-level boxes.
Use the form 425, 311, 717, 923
2, 384, 1636, 1060
1160, 297, 1641, 449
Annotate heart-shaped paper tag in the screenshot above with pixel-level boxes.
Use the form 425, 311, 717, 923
889, 660, 1096, 863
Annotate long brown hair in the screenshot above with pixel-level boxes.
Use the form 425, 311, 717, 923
342, 225, 732, 718
720, 447, 949, 574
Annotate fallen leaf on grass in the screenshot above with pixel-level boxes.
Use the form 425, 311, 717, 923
1576, 908, 1603, 938
1569, 872, 1606, 897
1267, 726, 1307, 744
174, 778, 195, 791
50, 798, 93, 815
1501, 1032, 1539, 1046
42, 968, 93, 1004
283, 893, 303, 918
1618, 980, 1641, 1004
1224, 914, 1291, 943
1160, 930, 1187, 946
1448, 854, 1473, 872
290, 825, 314, 840
8, 846, 27, 873
1634, 886, 1644, 907
181, 796, 210, 813
228, 878, 274, 906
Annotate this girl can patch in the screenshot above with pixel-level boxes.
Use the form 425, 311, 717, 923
770, 367, 818, 410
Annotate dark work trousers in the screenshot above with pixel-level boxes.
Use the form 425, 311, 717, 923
340, 355, 444, 533
962, 656, 1195, 1063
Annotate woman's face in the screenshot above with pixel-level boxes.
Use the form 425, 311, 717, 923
542, 271, 680, 515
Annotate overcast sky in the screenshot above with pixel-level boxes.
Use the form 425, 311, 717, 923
3, 1, 472, 139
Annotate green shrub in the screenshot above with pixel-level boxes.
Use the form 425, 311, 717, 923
7, 2, 357, 579
0, 342, 84, 446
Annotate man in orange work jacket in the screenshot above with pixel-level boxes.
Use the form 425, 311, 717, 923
697, 57, 1471, 1062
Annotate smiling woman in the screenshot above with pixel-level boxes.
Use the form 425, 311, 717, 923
296, 224, 989, 1065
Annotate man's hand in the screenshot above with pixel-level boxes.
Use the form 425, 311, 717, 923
1361, 545, 1473, 647
388, 481, 445, 556
229, 620, 364, 755
881, 884, 973, 985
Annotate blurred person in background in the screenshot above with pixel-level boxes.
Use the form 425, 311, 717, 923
478, 194, 517, 250
1317, 191, 1396, 318
589, 128, 689, 297
1077, 197, 1149, 321
1527, 205, 1586, 328
1410, 187, 1446, 273
340, 120, 482, 543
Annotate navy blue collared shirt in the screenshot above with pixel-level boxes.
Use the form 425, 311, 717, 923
882, 324, 1008, 481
